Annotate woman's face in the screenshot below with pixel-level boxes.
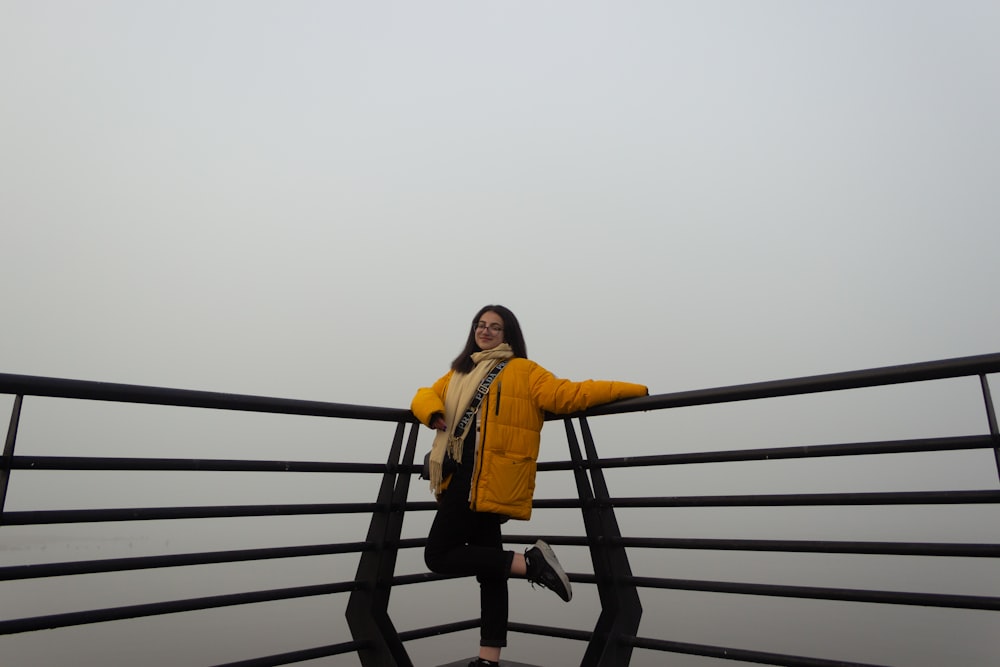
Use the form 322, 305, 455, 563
474, 310, 506, 350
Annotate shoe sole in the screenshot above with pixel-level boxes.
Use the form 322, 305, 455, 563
533, 539, 572, 602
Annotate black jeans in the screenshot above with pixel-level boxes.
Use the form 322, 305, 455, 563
424, 461, 514, 647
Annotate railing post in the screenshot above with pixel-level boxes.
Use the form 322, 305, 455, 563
346, 420, 420, 666
980, 374, 1000, 482
0, 394, 24, 523
565, 416, 642, 666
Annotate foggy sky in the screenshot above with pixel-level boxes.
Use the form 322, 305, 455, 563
3, 1, 998, 406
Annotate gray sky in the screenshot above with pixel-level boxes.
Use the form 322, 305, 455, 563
3, 1, 998, 407
2, 2, 999, 666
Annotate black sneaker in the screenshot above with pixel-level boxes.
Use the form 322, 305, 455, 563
525, 539, 572, 602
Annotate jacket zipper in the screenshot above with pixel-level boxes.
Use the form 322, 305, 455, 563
470, 393, 490, 508
495, 382, 502, 415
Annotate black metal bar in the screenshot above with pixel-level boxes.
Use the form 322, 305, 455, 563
627, 576, 1000, 611
0, 580, 360, 635
530, 434, 997, 474
8, 455, 391, 473
610, 537, 1000, 557
626, 634, 888, 667
1, 394, 23, 519
981, 374, 1000, 481
563, 418, 611, 666
11, 432, 989, 475
568, 434, 996, 470
401, 499, 440, 513
525, 498, 586, 511
507, 618, 885, 667
508, 621, 595, 643
501, 534, 590, 548
526, 487, 999, 509
0, 541, 375, 580
345, 421, 413, 666
396, 618, 481, 642
576, 416, 642, 666
212, 638, 370, 667
0, 372, 414, 423
0, 502, 380, 526
5, 353, 997, 424
608, 489, 1000, 508
574, 352, 1000, 418
389, 571, 463, 587
2, 354, 994, 447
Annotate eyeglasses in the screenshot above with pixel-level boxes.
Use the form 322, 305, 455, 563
474, 322, 504, 334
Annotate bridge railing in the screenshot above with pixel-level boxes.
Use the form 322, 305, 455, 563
1, 353, 998, 666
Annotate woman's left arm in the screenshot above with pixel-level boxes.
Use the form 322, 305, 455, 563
529, 363, 648, 415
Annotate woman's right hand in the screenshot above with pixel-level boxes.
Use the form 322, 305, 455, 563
429, 414, 447, 431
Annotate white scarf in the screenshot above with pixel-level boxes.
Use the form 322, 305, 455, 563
428, 344, 514, 494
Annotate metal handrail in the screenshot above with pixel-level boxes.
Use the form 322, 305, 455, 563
0, 579, 361, 635
0, 372, 413, 422
5, 351, 995, 421
579, 351, 1000, 416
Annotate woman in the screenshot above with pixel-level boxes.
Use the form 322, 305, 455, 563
411, 305, 648, 667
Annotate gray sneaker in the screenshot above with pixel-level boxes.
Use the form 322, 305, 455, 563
525, 539, 572, 602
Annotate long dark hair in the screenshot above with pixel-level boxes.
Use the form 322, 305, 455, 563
450, 304, 528, 373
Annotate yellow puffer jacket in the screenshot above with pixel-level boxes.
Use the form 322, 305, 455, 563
411, 358, 648, 520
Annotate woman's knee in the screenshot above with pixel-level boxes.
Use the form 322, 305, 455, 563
424, 545, 446, 573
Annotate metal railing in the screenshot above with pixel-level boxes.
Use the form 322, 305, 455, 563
1, 353, 999, 666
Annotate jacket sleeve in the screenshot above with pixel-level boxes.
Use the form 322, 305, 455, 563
528, 362, 648, 415
410, 371, 452, 426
